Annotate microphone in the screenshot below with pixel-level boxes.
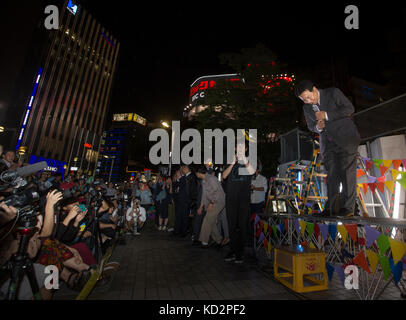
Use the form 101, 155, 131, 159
1, 161, 48, 182
313, 105, 324, 132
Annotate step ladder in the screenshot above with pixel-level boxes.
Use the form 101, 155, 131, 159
356, 154, 389, 218
299, 148, 327, 215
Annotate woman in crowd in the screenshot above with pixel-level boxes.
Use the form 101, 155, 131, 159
156, 177, 172, 231
36, 189, 98, 290
136, 182, 154, 222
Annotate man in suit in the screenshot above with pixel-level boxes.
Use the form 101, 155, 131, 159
181, 164, 198, 236
294, 80, 361, 217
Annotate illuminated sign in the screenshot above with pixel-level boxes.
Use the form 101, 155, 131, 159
85, 149, 98, 163
16, 68, 43, 150
189, 74, 240, 105
29, 155, 67, 176
112, 113, 147, 126
189, 73, 294, 106
113, 113, 133, 121
134, 114, 146, 126
67, 0, 78, 15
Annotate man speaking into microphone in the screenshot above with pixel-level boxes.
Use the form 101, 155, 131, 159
294, 80, 361, 217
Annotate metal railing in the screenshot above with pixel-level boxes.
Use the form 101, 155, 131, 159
254, 212, 406, 300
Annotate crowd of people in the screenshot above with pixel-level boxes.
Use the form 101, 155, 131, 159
0, 145, 269, 300
157, 148, 269, 265
0, 149, 124, 300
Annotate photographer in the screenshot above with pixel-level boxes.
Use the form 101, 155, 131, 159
0, 203, 53, 300
56, 197, 97, 268
0, 189, 92, 296
98, 197, 118, 247
123, 182, 133, 200
36, 190, 95, 291
126, 197, 146, 236
1, 150, 23, 171
105, 182, 118, 199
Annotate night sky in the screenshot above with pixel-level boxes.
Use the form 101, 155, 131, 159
78, 1, 406, 123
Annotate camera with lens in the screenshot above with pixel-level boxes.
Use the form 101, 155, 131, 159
2, 187, 40, 209
86, 182, 105, 208
0, 186, 42, 232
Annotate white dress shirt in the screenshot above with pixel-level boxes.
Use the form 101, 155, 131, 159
250, 174, 268, 204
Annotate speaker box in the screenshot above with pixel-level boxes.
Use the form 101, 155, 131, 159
279, 128, 315, 163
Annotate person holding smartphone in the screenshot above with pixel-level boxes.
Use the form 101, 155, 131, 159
222, 143, 256, 264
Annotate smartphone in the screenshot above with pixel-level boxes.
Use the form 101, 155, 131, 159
78, 204, 87, 212
79, 222, 86, 232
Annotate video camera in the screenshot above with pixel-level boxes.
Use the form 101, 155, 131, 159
0, 163, 48, 232
2, 187, 40, 209
86, 180, 105, 208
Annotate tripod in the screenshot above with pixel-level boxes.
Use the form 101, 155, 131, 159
76, 199, 104, 263
0, 207, 42, 300
115, 198, 128, 245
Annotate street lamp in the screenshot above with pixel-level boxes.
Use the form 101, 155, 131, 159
106, 155, 116, 183
160, 120, 174, 176
160, 121, 170, 128
0, 126, 4, 133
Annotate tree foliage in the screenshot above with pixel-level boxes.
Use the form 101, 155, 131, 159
194, 44, 300, 177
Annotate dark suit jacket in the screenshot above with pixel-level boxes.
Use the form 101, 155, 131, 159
185, 172, 198, 213
177, 175, 191, 207
303, 87, 361, 155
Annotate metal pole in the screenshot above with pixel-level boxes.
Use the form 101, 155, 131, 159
169, 128, 174, 176
93, 133, 103, 179
109, 157, 115, 183
66, 125, 79, 177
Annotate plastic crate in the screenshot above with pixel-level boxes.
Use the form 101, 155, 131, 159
274, 245, 328, 293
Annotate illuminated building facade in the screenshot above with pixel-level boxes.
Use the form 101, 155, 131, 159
184, 73, 295, 120
1, 1, 120, 176
96, 113, 148, 182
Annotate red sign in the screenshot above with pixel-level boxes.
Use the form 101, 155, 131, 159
189, 78, 240, 97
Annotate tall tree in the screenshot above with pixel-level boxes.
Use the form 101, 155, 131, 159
194, 44, 300, 177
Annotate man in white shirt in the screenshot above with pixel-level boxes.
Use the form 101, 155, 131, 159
250, 165, 268, 215
126, 198, 146, 235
